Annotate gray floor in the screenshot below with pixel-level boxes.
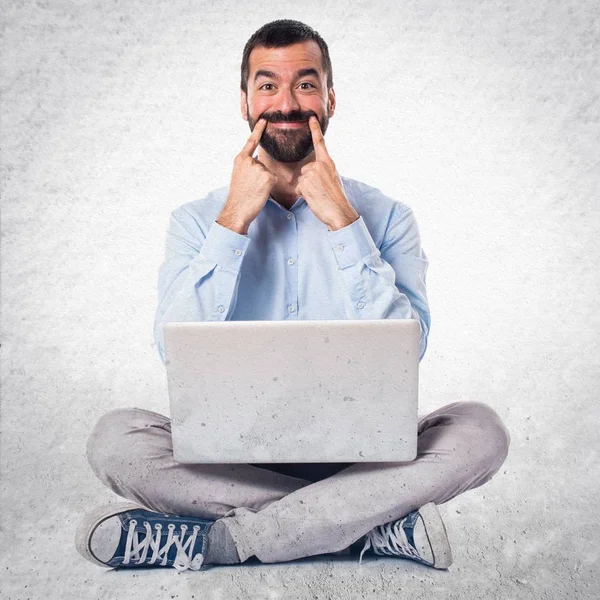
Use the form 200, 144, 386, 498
2, 1, 599, 599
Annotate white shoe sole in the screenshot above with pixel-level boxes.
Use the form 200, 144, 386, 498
418, 502, 453, 569
74, 501, 147, 568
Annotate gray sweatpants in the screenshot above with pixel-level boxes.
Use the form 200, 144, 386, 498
85, 400, 510, 564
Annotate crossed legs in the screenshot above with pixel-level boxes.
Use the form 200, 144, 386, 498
86, 401, 510, 563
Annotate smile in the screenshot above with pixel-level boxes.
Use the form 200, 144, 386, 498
270, 121, 307, 129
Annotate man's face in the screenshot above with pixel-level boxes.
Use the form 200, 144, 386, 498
243, 41, 334, 163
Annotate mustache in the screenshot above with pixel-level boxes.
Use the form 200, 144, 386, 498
261, 112, 317, 123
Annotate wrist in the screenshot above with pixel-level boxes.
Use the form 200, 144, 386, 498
328, 209, 360, 231
216, 210, 250, 235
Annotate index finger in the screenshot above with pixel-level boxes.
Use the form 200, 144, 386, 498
308, 115, 330, 161
241, 118, 268, 157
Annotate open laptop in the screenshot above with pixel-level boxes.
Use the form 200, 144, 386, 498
163, 319, 420, 464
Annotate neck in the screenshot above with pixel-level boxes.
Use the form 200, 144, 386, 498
257, 147, 316, 209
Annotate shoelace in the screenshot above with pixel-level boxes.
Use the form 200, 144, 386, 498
122, 518, 205, 571
359, 515, 421, 564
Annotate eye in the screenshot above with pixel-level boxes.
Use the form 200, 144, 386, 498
259, 82, 316, 91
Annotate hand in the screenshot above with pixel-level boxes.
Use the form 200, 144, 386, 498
295, 115, 360, 231
217, 118, 277, 234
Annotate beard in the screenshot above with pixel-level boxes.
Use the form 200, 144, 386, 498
247, 104, 330, 163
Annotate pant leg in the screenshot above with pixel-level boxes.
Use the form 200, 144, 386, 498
86, 407, 321, 520
220, 400, 511, 563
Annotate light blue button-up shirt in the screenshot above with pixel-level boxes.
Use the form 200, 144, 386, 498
154, 174, 431, 365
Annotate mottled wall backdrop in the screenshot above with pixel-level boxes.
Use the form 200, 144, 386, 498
2, 1, 598, 598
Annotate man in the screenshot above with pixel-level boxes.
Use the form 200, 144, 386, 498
76, 19, 510, 573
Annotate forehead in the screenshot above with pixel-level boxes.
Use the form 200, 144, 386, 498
248, 41, 324, 77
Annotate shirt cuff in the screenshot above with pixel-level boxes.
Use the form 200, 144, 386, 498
197, 220, 251, 272
327, 216, 379, 269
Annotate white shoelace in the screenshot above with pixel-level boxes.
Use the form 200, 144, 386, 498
122, 519, 205, 571
359, 516, 421, 564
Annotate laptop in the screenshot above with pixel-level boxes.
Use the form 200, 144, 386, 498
163, 319, 420, 464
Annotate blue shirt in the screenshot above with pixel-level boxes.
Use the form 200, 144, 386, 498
154, 174, 431, 365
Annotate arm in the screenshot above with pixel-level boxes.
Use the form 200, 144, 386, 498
153, 206, 251, 364
326, 205, 431, 361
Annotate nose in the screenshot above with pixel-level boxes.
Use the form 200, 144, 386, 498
270, 86, 302, 115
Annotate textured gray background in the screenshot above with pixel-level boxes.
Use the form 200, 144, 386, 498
1, 0, 599, 598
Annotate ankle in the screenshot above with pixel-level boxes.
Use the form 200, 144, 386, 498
205, 520, 241, 565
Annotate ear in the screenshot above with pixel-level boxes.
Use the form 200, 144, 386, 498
327, 87, 336, 118
241, 90, 249, 121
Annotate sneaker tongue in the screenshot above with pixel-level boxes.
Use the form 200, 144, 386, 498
411, 516, 434, 563
107, 513, 204, 568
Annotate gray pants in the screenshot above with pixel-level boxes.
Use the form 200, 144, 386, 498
86, 401, 510, 563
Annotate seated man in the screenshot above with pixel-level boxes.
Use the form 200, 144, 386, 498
75, 18, 510, 572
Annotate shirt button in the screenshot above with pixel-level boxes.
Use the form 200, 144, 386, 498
235, 249, 242, 256
287, 258, 295, 265
336, 244, 345, 251
287, 213, 293, 220
217, 305, 225, 313
288, 304, 296, 313
357, 302, 365, 309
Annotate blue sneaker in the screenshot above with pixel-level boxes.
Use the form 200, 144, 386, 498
75, 502, 216, 571
358, 502, 453, 569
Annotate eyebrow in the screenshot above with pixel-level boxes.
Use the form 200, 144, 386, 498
253, 68, 320, 83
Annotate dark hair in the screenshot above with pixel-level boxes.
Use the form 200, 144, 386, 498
240, 19, 333, 95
